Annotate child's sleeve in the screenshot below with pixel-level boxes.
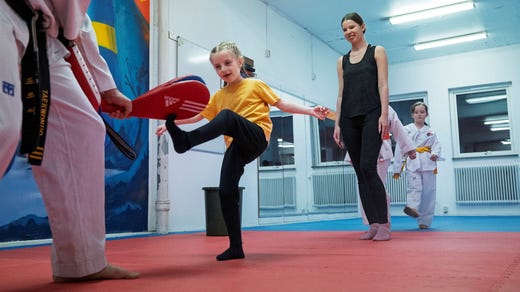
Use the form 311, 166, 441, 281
392, 143, 404, 174
431, 131, 442, 158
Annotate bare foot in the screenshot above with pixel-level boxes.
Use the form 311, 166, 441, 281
53, 264, 139, 283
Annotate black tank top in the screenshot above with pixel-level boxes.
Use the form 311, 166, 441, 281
341, 45, 381, 118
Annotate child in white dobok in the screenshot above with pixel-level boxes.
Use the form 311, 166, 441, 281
345, 106, 416, 225
393, 102, 442, 229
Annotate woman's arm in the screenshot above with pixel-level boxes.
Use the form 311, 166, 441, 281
333, 56, 345, 149
375, 46, 389, 140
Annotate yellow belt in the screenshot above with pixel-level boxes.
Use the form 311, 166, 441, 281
416, 146, 437, 174
416, 146, 431, 153
397, 146, 437, 176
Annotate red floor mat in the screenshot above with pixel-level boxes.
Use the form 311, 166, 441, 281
1, 231, 519, 291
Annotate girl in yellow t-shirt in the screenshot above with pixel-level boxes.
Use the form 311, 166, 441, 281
156, 41, 328, 261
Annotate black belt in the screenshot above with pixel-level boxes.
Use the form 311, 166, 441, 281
6, 0, 51, 165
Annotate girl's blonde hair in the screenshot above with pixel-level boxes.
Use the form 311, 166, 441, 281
210, 41, 242, 61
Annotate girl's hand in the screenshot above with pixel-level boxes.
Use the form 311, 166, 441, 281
156, 124, 167, 136
312, 106, 329, 120
430, 154, 438, 161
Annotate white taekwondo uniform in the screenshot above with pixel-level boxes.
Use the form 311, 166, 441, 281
393, 123, 441, 227
1, 0, 117, 277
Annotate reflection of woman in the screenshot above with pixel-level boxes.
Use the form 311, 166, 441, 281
333, 12, 391, 241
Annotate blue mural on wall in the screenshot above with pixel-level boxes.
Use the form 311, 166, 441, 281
0, 0, 150, 242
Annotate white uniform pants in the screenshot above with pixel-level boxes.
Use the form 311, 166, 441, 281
406, 170, 436, 227
0, 2, 24, 177
1, 3, 107, 278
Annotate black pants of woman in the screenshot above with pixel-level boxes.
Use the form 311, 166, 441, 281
340, 107, 388, 224
166, 109, 268, 260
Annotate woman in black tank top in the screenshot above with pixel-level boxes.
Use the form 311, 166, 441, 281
333, 12, 391, 241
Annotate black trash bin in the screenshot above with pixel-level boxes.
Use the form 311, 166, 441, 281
203, 187, 244, 236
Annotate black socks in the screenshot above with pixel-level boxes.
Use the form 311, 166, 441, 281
216, 246, 245, 261
165, 114, 191, 153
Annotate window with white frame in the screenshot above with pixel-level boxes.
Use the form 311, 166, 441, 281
450, 82, 513, 157
314, 118, 345, 164
259, 112, 294, 167
312, 93, 426, 165
389, 96, 425, 127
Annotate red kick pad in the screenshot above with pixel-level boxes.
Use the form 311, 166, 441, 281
101, 75, 210, 120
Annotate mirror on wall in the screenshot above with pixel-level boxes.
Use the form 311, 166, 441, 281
257, 88, 359, 224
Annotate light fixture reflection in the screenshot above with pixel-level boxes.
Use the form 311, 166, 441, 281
466, 94, 507, 104
414, 31, 487, 50
490, 126, 510, 132
483, 119, 509, 125
389, 1, 474, 25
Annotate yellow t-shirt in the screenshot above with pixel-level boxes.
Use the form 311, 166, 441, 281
200, 78, 280, 148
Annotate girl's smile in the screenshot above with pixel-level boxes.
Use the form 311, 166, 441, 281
210, 50, 244, 85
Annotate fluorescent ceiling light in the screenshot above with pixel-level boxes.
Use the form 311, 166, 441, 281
483, 115, 509, 126
414, 31, 487, 50
277, 138, 294, 148
389, 1, 474, 25
490, 126, 510, 132
483, 119, 509, 125
466, 94, 506, 104
483, 115, 509, 125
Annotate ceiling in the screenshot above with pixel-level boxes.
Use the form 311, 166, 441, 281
261, 0, 520, 64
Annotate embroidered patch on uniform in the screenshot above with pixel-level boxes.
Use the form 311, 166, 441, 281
2, 81, 15, 96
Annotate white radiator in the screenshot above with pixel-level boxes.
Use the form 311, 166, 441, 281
312, 171, 358, 207
386, 170, 407, 205
259, 176, 296, 209
455, 164, 520, 204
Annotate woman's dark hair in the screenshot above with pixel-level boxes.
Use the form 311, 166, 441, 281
341, 12, 365, 33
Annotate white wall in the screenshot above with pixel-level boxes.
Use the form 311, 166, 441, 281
155, 0, 339, 232
166, 0, 339, 107
152, 0, 520, 233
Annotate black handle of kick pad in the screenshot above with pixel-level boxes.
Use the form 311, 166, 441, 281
102, 118, 137, 160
